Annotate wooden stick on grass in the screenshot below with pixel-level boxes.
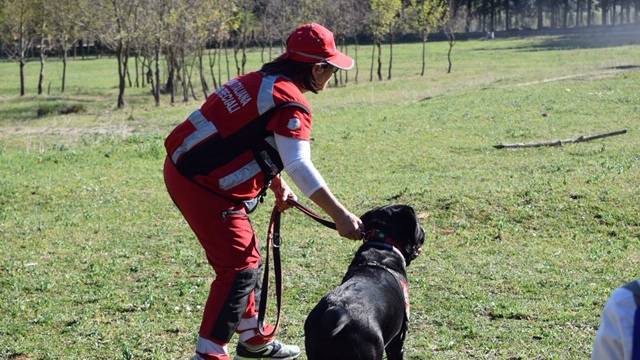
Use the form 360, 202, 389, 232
494, 129, 628, 149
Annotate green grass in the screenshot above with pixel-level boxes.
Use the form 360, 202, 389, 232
1, 27, 640, 359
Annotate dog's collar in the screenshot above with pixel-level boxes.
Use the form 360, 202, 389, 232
363, 230, 406, 265
360, 239, 407, 269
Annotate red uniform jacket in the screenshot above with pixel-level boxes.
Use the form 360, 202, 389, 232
165, 72, 312, 201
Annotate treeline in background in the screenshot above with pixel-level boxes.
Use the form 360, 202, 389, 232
1, 0, 639, 108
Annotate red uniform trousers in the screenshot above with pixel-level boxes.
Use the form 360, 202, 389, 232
164, 157, 270, 347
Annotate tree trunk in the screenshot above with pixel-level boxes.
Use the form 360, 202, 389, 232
37, 40, 45, 95
61, 47, 68, 93
550, 3, 557, 27
181, 49, 189, 102
260, 43, 265, 63
19, 59, 26, 96
233, 45, 241, 77
563, 0, 570, 27
465, 0, 472, 32
241, 36, 247, 75
134, 54, 140, 88
537, 0, 544, 29
387, 32, 393, 80
140, 57, 145, 88
635, 0, 639, 23
376, 41, 382, 81
217, 41, 223, 89
208, 47, 218, 90
481, 0, 487, 31
369, 41, 375, 82
446, 32, 455, 74
577, 0, 583, 26
224, 41, 231, 82
116, 41, 126, 108
199, 49, 209, 99
126, 59, 133, 88
504, 0, 511, 30
154, 41, 160, 106
188, 60, 198, 101
587, 0, 593, 26
602, 0, 609, 25
167, 51, 176, 104
354, 35, 359, 84
421, 31, 427, 77
490, 0, 496, 31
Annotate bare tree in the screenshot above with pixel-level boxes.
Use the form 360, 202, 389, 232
33, 0, 53, 95
92, 0, 141, 108
49, 0, 84, 94
0, 0, 37, 96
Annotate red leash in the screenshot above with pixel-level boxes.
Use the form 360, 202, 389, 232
257, 199, 336, 337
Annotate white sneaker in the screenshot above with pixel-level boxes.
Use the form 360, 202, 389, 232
234, 339, 301, 360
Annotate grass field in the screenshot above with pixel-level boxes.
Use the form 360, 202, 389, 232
1, 26, 639, 359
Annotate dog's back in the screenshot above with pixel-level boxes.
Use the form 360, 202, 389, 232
304, 255, 406, 360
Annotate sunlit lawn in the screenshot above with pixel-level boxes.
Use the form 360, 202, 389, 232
1, 26, 639, 359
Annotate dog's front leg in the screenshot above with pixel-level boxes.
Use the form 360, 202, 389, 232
385, 332, 405, 360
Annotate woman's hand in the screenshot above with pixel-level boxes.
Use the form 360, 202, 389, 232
270, 176, 298, 212
335, 210, 363, 240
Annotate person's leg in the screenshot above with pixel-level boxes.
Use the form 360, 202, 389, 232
165, 157, 260, 359
165, 157, 299, 359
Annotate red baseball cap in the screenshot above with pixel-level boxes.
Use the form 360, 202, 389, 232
284, 23, 354, 70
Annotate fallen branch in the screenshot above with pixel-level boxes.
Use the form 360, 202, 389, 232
494, 129, 628, 149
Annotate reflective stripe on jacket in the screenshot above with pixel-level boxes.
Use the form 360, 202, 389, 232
165, 72, 311, 201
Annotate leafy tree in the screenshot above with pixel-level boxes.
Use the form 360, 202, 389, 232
369, 0, 401, 81
409, 0, 448, 76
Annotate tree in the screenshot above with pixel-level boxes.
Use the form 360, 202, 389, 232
49, 0, 84, 93
537, 0, 544, 29
33, 0, 52, 95
369, 0, 401, 81
0, 0, 37, 96
92, 0, 141, 108
444, 0, 460, 73
409, 0, 448, 76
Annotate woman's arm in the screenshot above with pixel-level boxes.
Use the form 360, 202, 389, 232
274, 134, 362, 240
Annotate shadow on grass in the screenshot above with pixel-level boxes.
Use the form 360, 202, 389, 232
0, 96, 93, 123
0, 92, 158, 123
472, 25, 640, 52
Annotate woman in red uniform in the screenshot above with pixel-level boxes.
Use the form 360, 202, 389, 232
164, 23, 362, 360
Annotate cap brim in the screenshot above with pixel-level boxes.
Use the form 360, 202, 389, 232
326, 51, 354, 70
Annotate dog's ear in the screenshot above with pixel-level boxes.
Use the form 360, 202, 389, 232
387, 206, 425, 265
360, 206, 390, 232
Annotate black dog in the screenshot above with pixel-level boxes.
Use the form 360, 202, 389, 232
304, 205, 425, 360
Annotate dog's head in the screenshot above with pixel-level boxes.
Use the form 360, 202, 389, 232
360, 205, 425, 266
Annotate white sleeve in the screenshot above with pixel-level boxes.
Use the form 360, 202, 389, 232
274, 133, 327, 197
592, 286, 638, 360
